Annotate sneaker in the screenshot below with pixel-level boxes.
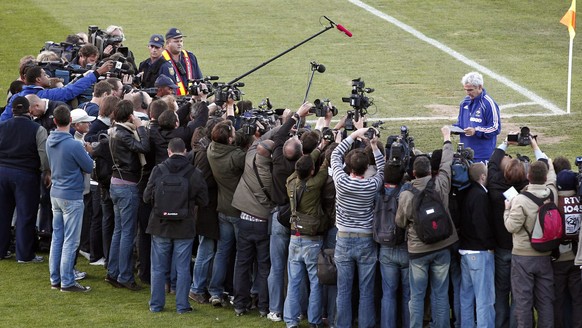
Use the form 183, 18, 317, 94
89, 257, 106, 266
78, 250, 90, 260
210, 295, 226, 307
104, 275, 123, 288
189, 291, 209, 304
259, 311, 268, 318
61, 282, 91, 293
51, 283, 60, 290
3, 251, 13, 259
17, 255, 44, 263
119, 281, 142, 291
74, 269, 87, 281
178, 307, 193, 314
235, 308, 248, 316
267, 312, 282, 322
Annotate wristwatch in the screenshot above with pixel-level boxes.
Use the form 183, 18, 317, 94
292, 113, 300, 121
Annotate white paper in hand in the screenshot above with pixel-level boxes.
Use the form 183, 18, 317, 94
503, 186, 519, 201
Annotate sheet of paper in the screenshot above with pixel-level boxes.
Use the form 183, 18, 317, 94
503, 186, 518, 201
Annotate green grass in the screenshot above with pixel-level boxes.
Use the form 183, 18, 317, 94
0, 0, 581, 325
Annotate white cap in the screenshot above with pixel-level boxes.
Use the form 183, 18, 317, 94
71, 108, 96, 123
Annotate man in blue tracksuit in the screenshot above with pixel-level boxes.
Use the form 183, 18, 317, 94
1, 61, 113, 121
454, 71, 501, 163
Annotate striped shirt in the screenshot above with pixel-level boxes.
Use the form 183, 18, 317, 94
331, 136, 384, 233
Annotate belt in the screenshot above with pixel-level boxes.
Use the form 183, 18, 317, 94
240, 212, 267, 223
337, 231, 373, 238
290, 234, 324, 240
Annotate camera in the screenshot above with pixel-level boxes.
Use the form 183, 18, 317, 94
342, 78, 374, 121
321, 127, 336, 142
507, 126, 536, 146
309, 98, 338, 117
344, 110, 356, 131
364, 127, 378, 140
576, 157, 582, 196
241, 108, 277, 136
40, 41, 81, 63
213, 82, 244, 106
188, 76, 219, 96
385, 126, 415, 167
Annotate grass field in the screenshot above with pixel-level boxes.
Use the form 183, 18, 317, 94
0, 0, 581, 326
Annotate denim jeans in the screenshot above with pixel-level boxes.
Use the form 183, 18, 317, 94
190, 235, 216, 294
494, 248, 517, 328
233, 218, 270, 313
323, 226, 338, 326
268, 211, 290, 314
334, 235, 377, 328
49, 197, 84, 288
449, 243, 462, 328
150, 235, 194, 313
208, 212, 239, 297
379, 244, 410, 328
460, 251, 495, 328
108, 184, 139, 284
284, 236, 323, 327
409, 248, 451, 328
100, 187, 114, 262
89, 184, 104, 261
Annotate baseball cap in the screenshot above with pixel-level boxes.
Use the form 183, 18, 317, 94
12, 96, 30, 115
148, 34, 164, 48
71, 108, 96, 123
165, 27, 184, 40
557, 170, 577, 191
155, 75, 179, 89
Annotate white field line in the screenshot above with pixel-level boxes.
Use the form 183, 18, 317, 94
346, 0, 566, 116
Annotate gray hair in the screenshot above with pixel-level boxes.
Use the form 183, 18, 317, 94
461, 72, 484, 87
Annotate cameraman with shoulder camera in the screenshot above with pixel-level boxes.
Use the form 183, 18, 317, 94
1, 62, 113, 121
101, 25, 137, 73
454, 72, 501, 163
159, 27, 203, 96
70, 44, 100, 69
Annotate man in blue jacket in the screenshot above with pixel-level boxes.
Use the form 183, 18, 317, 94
1, 61, 113, 121
454, 71, 501, 163
46, 105, 94, 292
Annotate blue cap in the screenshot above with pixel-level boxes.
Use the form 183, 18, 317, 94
148, 34, 164, 48
155, 75, 178, 89
165, 27, 184, 40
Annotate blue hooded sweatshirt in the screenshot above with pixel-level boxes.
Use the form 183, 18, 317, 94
46, 130, 93, 200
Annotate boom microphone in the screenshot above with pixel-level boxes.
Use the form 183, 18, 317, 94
323, 16, 353, 37
311, 61, 326, 73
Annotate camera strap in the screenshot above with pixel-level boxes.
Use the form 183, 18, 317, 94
253, 155, 272, 202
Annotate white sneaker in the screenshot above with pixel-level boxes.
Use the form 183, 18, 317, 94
89, 257, 106, 266
74, 269, 87, 281
78, 250, 90, 261
267, 312, 282, 322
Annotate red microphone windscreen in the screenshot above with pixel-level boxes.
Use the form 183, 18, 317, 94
336, 24, 353, 37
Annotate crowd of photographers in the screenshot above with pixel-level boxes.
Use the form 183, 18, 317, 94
1, 25, 582, 328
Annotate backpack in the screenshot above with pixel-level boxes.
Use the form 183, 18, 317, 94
91, 133, 113, 188
558, 194, 582, 240
289, 178, 329, 236
521, 191, 564, 252
451, 155, 471, 191
411, 178, 453, 244
373, 185, 406, 246
153, 163, 195, 220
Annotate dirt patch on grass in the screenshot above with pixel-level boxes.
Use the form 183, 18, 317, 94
425, 104, 457, 116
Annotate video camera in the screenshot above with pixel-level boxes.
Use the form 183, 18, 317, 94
40, 41, 81, 62
309, 98, 338, 117
576, 157, 582, 196
321, 127, 336, 143
507, 126, 537, 146
342, 78, 374, 121
363, 121, 384, 140
88, 25, 128, 58
188, 76, 219, 96
385, 126, 415, 167
213, 82, 245, 106
241, 108, 277, 136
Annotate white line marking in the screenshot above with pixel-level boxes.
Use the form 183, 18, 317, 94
499, 102, 538, 110
347, 0, 565, 115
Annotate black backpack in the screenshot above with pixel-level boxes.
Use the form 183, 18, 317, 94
373, 185, 406, 246
153, 163, 195, 220
91, 133, 113, 188
411, 178, 453, 244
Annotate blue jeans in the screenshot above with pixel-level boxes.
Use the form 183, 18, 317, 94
268, 211, 290, 314
284, 236, 323, 327
108, 184, 139, 284
494, 248, 517, 328
460, 251, 495, 328
208, 212, 239, 297
379, 244, 410, 328
190, 235, 216, 294
323, 226, 338, 326
409, 248, 451, 328
334, 235, 377, 328
150, 235, 194, 313
49, 197, 84, 287
449, 243, 462, 328
100, 187, 114, 262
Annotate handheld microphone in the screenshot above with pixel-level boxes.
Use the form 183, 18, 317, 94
310, 61, 326, 73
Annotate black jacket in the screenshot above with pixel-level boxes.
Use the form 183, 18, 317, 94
109, 124, 150, 183
487, 148, 529, 250
189, 137, 219, 240
459, 181, 496, 250
144, 155, 209, 239
271, 116, 298, 205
